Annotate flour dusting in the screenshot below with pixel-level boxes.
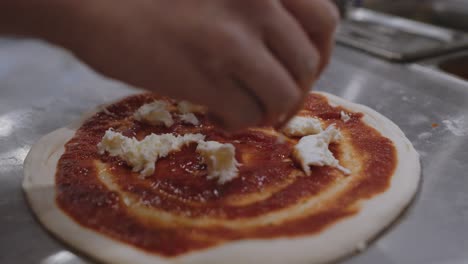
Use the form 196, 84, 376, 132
417, 132, 432, 140
443, 116, 468, 136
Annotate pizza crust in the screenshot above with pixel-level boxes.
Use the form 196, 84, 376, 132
23, 92, 420, 264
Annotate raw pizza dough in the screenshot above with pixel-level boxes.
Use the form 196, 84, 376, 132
23, 92, 420, 264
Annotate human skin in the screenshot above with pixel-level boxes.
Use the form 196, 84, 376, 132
0, 0, 338, 130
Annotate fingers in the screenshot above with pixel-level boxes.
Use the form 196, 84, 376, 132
184, 1, 335, 129
172, 24, 265, 130
280, 0, 339, 75
185, 21, 301, 129
165, 57, 265, 131
258, 2, 323, 127
207, 75, 264, 130
232, 39, 302, 126
261, 2, 320, 90
175, 0, 338, 130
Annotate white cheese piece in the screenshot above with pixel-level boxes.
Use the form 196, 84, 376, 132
177, 101, 206, 114
293, 124, 350, 175
98, 129, 204, 177
97, 129, 137, 157
179, 113, 199, 126
341, 111, 351, 122
134, 101, 174, 127
282, 116, 322, 137
196, 141, 239, 184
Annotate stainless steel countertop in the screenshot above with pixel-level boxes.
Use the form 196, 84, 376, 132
0, 38, 467, 264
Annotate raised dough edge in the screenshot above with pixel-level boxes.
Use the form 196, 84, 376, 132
22, 92, 421, 264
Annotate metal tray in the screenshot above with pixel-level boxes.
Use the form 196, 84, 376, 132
0, 39, 467, 264
337, 8, 468, 61
362, 0, 468, 33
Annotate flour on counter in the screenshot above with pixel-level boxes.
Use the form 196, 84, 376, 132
417, 132, 432, 141
443, 117, 468, 136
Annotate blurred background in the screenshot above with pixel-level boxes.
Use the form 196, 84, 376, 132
331, 0, 468, 81
364, 0, 468, 32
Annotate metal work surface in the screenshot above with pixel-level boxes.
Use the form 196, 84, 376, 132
416, 50, 468, 84
0, 38, 467, 264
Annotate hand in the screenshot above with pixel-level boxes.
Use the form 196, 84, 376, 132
57, 0, 339, 130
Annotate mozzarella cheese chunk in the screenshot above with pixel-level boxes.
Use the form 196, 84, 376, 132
196, 141, 239, 184
179, 113, 199, 126
134, 101, 174, 127
98, 129, 205, 177
293, 124, 350, 175
177, 101, 206, 114
341, 111, 351, 122
282, 116, 322, 137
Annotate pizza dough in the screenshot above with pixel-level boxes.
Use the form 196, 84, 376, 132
23, 92, 420, 264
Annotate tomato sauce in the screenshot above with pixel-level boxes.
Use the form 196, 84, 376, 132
56, 93, 396, 256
